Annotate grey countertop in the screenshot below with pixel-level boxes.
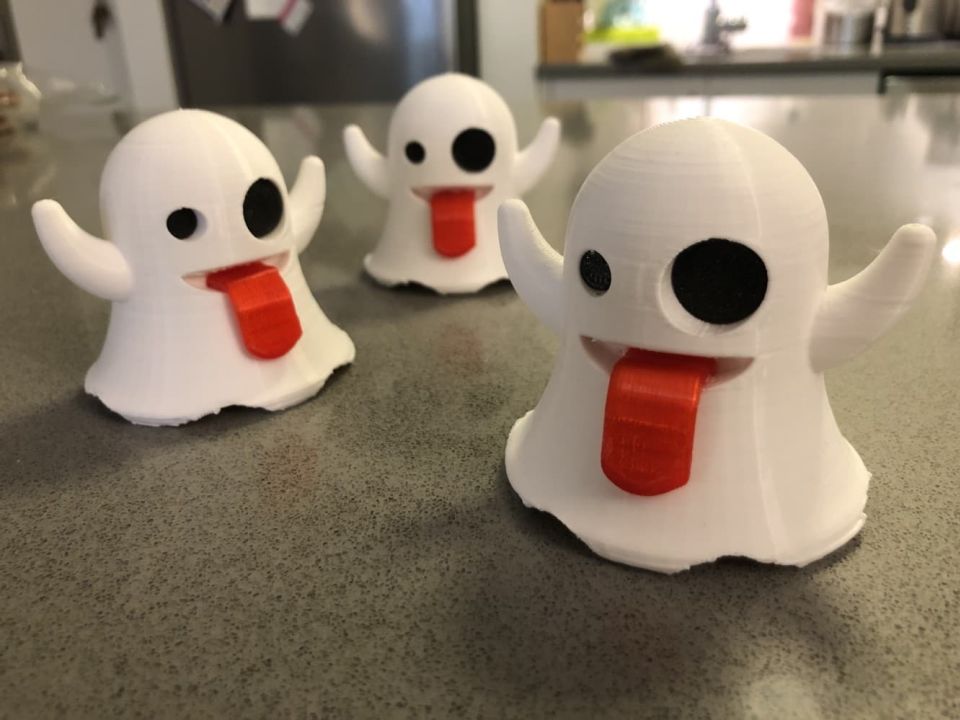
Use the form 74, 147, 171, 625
1, 95, 959, 718
539, 42, 960, 79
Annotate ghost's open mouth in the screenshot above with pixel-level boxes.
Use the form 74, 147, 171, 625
181, 251, 301, 360
411, 186, 492, 202
579, 336, 752, 384
181, 251, 289, 289
411, 187, 492, 259
579, 336, 753, 497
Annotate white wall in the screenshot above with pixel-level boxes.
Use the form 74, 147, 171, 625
477, 0, 540, 103
11, 0, 127, 95
111, 1, 178, 112
10, 0, 177, 113
476, 1, 796, 106
646, 0, 794, 48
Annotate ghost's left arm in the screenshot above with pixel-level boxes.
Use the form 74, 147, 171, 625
513, 117, 560, 195
810, 223, 937, 372
289, 156, 326, 254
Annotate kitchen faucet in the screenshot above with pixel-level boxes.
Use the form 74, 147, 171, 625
699, 0, 748, 53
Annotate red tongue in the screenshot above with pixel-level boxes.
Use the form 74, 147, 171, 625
601, 349, 717, 496
430, 190, 476, 258
206, 261, 302, 360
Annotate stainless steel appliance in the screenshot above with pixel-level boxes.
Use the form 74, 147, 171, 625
162, 0, 477, 106
822, 7, 876, 48
0, 0, 19, 61
886, 0, 960, 40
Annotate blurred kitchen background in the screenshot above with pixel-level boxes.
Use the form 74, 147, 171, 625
2, 0, 960, 123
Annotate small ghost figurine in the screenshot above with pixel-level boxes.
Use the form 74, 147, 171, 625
499, 118, 935, 573
33, 109, 354, 426
344, 73, 560, 294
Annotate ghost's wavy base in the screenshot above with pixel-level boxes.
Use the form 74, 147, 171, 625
86, 326, 354, 427
82, 270, 355, 428
505, 411, 870, 574
577, 511, 866, 574
363, 252, 507, 295
90, 370, 345, 427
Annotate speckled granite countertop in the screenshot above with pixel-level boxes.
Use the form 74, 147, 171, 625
1, 95, 958, 718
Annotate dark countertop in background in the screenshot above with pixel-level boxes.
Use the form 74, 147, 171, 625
1, 95, 959, 717
539, 41, 960, 79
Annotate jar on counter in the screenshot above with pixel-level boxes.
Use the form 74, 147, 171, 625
0, 61, 41, 137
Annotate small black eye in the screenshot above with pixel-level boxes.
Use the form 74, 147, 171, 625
405, 141, 425, 164
580, 250, 611, 295
166, 208, 199, 240
243, 178, 284, 239
452, 128, 495, 172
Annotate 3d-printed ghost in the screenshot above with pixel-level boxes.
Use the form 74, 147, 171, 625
344, 73, 560, 294
33, 109, 355, 426
499, 118, 936, 573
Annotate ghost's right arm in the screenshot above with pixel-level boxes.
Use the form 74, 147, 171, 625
513, 117, 560, 196
288, 156, 326, 254
31, 200, 132, 301
498, 199, 564, 334
810, 223, 936, 372
343, 125, 390, 198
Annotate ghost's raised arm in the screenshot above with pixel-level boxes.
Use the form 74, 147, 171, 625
810, 223, 936, 372
499, 199, 564, 334
513, 117, 560, 196
343, 125, 390, 198
288, 156, 326, 254
32, 199, 132, 301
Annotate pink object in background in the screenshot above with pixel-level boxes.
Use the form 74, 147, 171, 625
792, 0, 816, 37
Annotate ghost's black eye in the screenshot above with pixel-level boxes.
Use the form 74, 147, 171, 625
580, 250, 611, 295
243, 178, 284, 238
166, 208, 199, 240
405, 141, 425, 164
671, 238, 768, 324
452, 128, 495, 172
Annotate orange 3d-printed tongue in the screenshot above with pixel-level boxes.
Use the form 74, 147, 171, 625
602, 349, 717, 496
206, 261, 302, 359
430, 189, 476, 258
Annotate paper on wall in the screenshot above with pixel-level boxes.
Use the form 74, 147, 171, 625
244, 0, 285, 19
279, 0, 313, 35
188, 0, 234, 23
244, 0, 313, 35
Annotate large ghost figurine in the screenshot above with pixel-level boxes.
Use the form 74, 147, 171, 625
33, 109, 355, 426
344, 73, 559, 294
499, 118, 935, 573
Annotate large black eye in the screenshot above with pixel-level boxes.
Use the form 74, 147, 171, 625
671, 238, 768, 325
405, 141, 425, 164
243, 178, 283, 238
452, 128, 495, 172
166, 208, 199, 240
580, 250, 611, 295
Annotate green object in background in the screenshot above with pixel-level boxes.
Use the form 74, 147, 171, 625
587, 0, 660, 44
585, 26, 660, 43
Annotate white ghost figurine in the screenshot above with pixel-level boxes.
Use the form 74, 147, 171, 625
33, 109, 355, 426
499, 118, 936, 573
343, 73, 559, 294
